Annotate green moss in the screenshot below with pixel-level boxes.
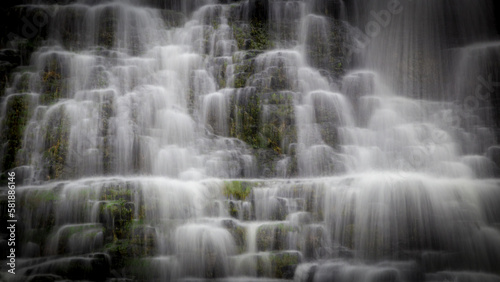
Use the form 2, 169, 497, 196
256, 223, 298, 251
228, 201, 238, 218
217, 60, 228, 89
255, 251, 300, 279
233, 225, 247, 252
223, 181, 252, 201
127, 258, 156, 280
99, 97, 114, 174
221, 219, 247, 253
43, 107, 70, 180
232, 21, 273, 51
32, 189, 59, 202
41, 60, 65, 105
230, 93, 261, 148
268, 252, 300, 279
1, 94, 30, 170
126, 222, 156, 257
260, 92, 296, 155
101, 199, 134, 240
302, 19, 349, 78
104, 240, 131, 269
20, 188, 59, 236
233, 59, 254, 88
100, 184, 133, 201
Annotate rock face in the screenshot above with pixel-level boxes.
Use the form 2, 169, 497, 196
1, 0, 500, 282
0, 0, 352, 180
4, 174, 500, 281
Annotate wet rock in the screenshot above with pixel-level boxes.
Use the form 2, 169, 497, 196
101, 200, 134, 240
26, 274, 63, 282
341, 71, 376, 101
1, 94, 31, 172
312, 261, 403, 282
256, 223, 298, 251
248, 0, 269, 23
294, 263, 318, 282
310, 0, 344, 19
160, 9, 187, 27
127, 224, 157, 257
487, 146, 500, 167
425, 271, 500, 282
300, 224, 328, 259
22, 255, 110, 281
221, 218, 247, 252
259, 251, 301, 279
22, 242, 41, 258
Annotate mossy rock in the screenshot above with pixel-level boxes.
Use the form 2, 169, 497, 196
233, 58, 255, 88
230, 51, 262, 89
232, 21, 273, 51
16, 186, 62, 252
40, 61, 65, 105
98, 9, 117, 50
42, 107, 70, 180
303, 18, 351, 78
342, 224, 355, 249
160, 9, 186, 27
256, 223, 298, 251
104, 239, 151, 270
97, 92, 115, 174
100, 183, 135, 202
101, 200, 134, 240
38, 52, 73, 104
1, 94, 31, 171
259, 91, 297, 156
226, 198, 253, 220
11, 70, 32, 93
221, 219, 247, 253
127, 222, 157, 256
301, 225, 328, 259
255, 251, 301, 279
23, 188, 59, 212
213, 56, 230, 89
253, 148, 281, 178
223, 180, 253, 200
126, 257, 159, 281
229, 90, 261, 148
269, 251, 301, 279
52, 224, 104, 255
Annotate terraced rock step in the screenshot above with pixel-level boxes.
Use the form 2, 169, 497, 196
2, 175, 499, 281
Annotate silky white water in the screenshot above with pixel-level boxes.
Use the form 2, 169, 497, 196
0, 0, 499, 281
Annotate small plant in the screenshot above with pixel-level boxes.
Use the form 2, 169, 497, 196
223, 181, 252, 200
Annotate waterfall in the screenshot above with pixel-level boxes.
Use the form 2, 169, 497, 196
1, 0, 499, 281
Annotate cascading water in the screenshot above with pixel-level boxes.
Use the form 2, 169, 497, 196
0, 0, 499, 281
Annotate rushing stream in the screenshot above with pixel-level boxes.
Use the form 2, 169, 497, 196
1, 0, 500, 281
